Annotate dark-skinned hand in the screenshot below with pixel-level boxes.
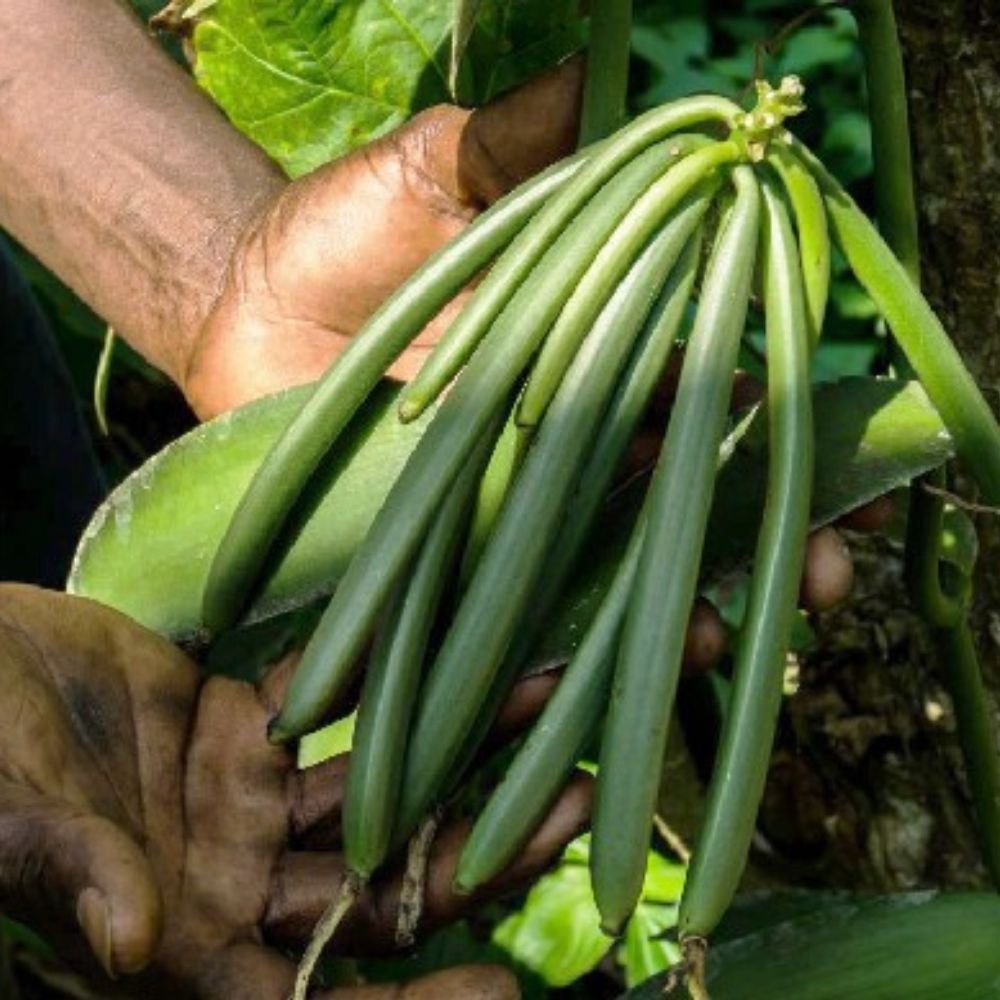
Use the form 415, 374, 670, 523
0, 584, 589, 1000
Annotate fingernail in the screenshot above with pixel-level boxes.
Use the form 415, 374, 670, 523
77, 887, 117, 980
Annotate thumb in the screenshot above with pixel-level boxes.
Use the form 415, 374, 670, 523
458, 55, 585, 205
0, 783, 163, 978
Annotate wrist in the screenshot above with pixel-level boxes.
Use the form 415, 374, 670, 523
172, 176, 288, 405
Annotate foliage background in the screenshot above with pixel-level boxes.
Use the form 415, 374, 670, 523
3, 1, 887, 996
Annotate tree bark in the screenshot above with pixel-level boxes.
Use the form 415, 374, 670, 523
897, 2, 1000, 642
758, 0, 1000, 894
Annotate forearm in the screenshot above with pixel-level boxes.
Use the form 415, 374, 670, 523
0, 0, 286, 387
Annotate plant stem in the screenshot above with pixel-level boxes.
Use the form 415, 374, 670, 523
853, 0, 919, 278
904, 467, 962, 628
292, 871, 363, 1000
578, 0, 633, 146
939, 621, 1000, 887
853, 0, 957, 620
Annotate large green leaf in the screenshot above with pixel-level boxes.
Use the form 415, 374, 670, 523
619, 892, 1000, 1000
193, 0, 583, 178
70, 378, 952, 660
69, 381, 432, 640
193, 0, 450, 178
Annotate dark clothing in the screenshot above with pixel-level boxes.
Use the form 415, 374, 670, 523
0, 238, 104, 586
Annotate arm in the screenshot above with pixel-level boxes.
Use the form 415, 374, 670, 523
0, 1, 585, 418
0, 0, 286, 390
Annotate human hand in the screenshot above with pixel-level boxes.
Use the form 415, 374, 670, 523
185, 61, 584, 420
0, 585, 588, 1000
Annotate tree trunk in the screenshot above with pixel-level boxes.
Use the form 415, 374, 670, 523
897, 2, 1000, 646
758, 0, 1000, 894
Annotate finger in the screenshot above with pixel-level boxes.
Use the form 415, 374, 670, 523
651, 357, 765, 422
837, 494, 895, 534
288, 753, 350, 850
459, 56, 585, 205
193, 937, 522, 1000
492, 672, 561, 736
265, 774, 592, 956
194, 941, 301, 1000
682, 599, 729, 674
286, 669, 570, 849
322, 965, 521, 1000
0, 783, 162, 978
800, 526, 854, 612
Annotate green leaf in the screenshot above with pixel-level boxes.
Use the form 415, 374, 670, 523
450, 0, 483, 98
641, 850, 686, 904
70, 381, 432, 639
820, 109, 873, 185
619, 892, 1000, 1000
495, 837, 685, 988
467, 0, 584, 103
69, 379, 955, 658
193, 0, 450, 178
192, 0, 583, 177
299, 711, 357, 768
493, 856, 611, 987
620, 903, 681, 989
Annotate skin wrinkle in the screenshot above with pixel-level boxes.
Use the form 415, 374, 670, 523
0, 615, 138, 833
388, 115, 479, 226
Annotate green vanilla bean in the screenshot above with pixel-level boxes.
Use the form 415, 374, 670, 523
767, 143, 830, 346
516, 139, 729, 429
341, 433, 490, 880
578, 0, 633, 146
515, 217, 706, 625
393, 216, 706, 846
461, 140, 710, 574
455, 514, 647, 893
202, 149, 587, 636
591, 166, 761, 937
791, 139, 1000, 504
679, 177, 814, 940
392, 196, 715, 841
458, 409, 532, 582
398, 92, 742, 420
270, 144, 678, 742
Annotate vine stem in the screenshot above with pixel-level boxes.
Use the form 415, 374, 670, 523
941, 622, 1000, 885
852, 0, 919, 276
93, 325, 116, 437
578, 0, 633, 147
395, 811, 441, 947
